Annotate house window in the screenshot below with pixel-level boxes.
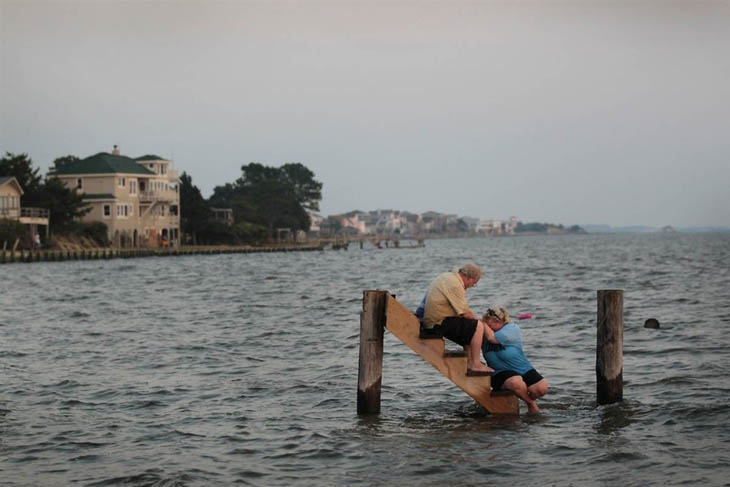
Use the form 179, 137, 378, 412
169, 205, 178, 216
116, 204, 129, 218
77, 178, 83, 189
103, 204, 111, 218
129, 180, 137, 195
118, 177, 126, 187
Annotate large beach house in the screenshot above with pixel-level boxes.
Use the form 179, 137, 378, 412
51, 147, 181, 248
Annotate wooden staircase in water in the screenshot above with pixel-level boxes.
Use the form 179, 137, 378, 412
383, 293, 519, 414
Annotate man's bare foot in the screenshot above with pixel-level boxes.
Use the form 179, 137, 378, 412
468, 363, 494, 373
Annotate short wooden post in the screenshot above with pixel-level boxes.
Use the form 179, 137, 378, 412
597, 289, 623, 404
357, 290, 387, 414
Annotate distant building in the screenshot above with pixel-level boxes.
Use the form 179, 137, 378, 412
479, 219, 504, 235
308, 212, 323, 234
341, 211, 368, 234
461, 216, 481, 233
50, 148, 181, 248
479, 216, 518, 235
211, 208, 234, 225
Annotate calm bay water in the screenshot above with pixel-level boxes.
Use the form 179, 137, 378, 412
1, 233, 729, 486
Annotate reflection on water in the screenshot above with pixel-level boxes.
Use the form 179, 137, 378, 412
594, 401, 639, 436
0, 233, 729, 485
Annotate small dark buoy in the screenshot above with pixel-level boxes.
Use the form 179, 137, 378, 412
644, 318, 660, 329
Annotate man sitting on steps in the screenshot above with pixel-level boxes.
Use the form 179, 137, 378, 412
422, 263, 493, 376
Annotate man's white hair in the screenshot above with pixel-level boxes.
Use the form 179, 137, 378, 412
458, 263, 482, 279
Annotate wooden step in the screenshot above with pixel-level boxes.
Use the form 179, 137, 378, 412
443, 350, 467, 358
383, 293, 519, 414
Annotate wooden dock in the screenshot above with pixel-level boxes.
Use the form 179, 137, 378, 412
320, 236, 425, 250
358, 290, 519, 415
0, 243, 324, 264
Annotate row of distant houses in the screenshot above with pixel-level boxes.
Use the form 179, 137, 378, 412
1, 145, 181, 248
310, 210, 518, 237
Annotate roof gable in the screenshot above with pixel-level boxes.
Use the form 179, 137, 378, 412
0, 176, 24, 195
52, 152, 156, 176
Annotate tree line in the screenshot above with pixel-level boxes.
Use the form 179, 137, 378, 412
1, 151, 323, 247
181, 162, 322, 244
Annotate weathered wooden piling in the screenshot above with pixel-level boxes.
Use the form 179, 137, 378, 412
597, 289, 623, 404
357, 290, 387, 414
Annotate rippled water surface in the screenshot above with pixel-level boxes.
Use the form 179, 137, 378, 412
1, 233, 729, 486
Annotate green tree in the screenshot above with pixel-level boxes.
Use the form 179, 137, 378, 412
179, 171, 212, 244
40, 177, 91, 232
218, 162, 322, 237
208, 182, 237, 208
0, 152, 43, 205
234, 163, 311, 234
52, 155, 80, 171
280, 162, 323, 212
0, 218, 25, 248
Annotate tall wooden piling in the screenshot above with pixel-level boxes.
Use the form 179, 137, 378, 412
597, 289, 623, 404
357, 290, 387, 414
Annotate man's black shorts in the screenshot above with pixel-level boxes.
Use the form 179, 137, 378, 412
433, 316, 478, 347
491, 369, 544, 390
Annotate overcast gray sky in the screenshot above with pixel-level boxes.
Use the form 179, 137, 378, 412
1, 0, 728, 227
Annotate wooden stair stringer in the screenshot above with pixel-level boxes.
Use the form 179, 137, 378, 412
383, 293, 519, 414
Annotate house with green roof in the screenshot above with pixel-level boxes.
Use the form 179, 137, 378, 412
51, 146, 181, 248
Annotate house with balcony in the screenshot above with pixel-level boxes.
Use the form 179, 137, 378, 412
50, 147, 181, 248
1, 176, 51, 246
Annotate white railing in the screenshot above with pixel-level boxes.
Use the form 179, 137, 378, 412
21, 207, 50, 218
139, 190, 178, 202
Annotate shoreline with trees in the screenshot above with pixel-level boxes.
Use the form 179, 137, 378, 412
3, 150, 591, 252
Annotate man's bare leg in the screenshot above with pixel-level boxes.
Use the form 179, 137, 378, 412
467, 321, 493, 373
